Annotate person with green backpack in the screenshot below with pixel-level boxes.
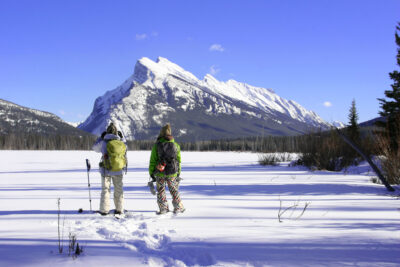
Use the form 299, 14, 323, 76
149, 123, 185, 214
92, 122, 127, 216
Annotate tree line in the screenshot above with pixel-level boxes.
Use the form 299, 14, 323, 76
0, 132, 322, 153
0, 134, 96, 150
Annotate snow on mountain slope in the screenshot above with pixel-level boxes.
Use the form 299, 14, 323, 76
202, 75, 326, 127
0, 99, 91, 136
79, 57, 332, 141
332, 121, 346, 128
0, 99, 63, 122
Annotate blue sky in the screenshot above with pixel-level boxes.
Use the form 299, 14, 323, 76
0, 0, 399, 124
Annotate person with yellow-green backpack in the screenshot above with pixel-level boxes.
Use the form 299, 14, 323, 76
149, 123, 185, 215
92, 122, 127, 216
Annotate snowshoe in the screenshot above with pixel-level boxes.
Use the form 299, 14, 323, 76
173, 208, 185, 214
113, 209, 128, 219
156, 209, 169, 215
95, 211, 110, 216
114, 213, 125, 219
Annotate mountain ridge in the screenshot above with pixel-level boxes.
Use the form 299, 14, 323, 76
79, 57, 332, 141
0, 99, 92, 136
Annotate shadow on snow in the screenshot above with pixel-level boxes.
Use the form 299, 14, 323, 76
0, 164, 328, 175
0, 237, 398, 266
124, 183, 387, 196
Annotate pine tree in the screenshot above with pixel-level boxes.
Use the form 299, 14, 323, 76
378, 22, 400, 151
347, 99, 360, 143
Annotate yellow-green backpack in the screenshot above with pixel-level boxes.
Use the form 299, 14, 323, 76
104, 140, 127, 172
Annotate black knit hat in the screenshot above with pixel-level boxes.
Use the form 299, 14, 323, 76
106, 123, 117, 135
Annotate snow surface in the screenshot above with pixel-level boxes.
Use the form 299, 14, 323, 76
0, 151, 399, 267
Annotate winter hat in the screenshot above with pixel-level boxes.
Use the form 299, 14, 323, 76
106, 123, 118, 135
158, 123, 172, 138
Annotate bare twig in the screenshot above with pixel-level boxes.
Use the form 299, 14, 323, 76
270, 176, 279, 181
57, 198, 63, 254
295, 202, 311, 220
278, 196, 311, 222
278, 196, 299, 222
288, 199, 299, 218
68, 233, 83, 259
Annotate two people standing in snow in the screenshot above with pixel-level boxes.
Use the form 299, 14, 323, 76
149, 123, 185, 214
92, 123, 127, 216
92, 122, 184, 215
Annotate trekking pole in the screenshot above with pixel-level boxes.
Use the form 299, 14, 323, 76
85, 159, 93, 212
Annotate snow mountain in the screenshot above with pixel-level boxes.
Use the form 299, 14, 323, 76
0, 99, 91, 136
79, 57, 331, 141
332, 121, 346, 129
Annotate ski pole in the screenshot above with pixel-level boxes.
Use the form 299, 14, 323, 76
85, 159, 93, 212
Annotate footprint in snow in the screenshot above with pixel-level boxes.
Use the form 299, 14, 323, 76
139, 222, 147, 229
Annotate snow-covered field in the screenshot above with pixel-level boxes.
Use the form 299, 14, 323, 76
0, 151, 399, 267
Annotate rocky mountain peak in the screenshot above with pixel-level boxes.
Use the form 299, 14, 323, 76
79, 57, 332, 141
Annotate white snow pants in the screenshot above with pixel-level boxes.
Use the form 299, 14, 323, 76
100, 174, 124, 214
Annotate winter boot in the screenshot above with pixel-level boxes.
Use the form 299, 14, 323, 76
156, 209, 169, 215
173, 207, 185, 214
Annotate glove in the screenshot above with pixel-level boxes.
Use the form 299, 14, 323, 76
150, 173, 156, 182
147, 179, 156, 195
117, 131, 123, 138
176, 175, 183, 183
101, 131, 106, 139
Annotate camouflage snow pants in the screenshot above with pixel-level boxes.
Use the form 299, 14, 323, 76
156, 176, 184, 212
100, 174, 124, 214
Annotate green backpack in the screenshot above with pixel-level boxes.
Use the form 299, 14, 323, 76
104, 140, 127, 172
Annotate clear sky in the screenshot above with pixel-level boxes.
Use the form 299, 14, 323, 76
0, 0, 399, 124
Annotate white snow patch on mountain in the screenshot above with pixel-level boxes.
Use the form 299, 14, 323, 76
332, 121, 346, 128
67, 121, 81, 127
79, 57, 333, 139
137, 57, 328, 126
0, 99, 63, 122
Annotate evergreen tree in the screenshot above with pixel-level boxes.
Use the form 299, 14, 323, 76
347, 99, 360, 143
378, 22, 400, 151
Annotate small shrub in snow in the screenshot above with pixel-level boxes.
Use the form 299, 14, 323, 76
370, 177, 381, 184
375, 128, 400, 185
56, 198, 83, 259
295, 129, 362, 171
279, 153, 294, 162
258, 154, 279, 166
69, 233, 83, 259
258, 153, 294, 166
